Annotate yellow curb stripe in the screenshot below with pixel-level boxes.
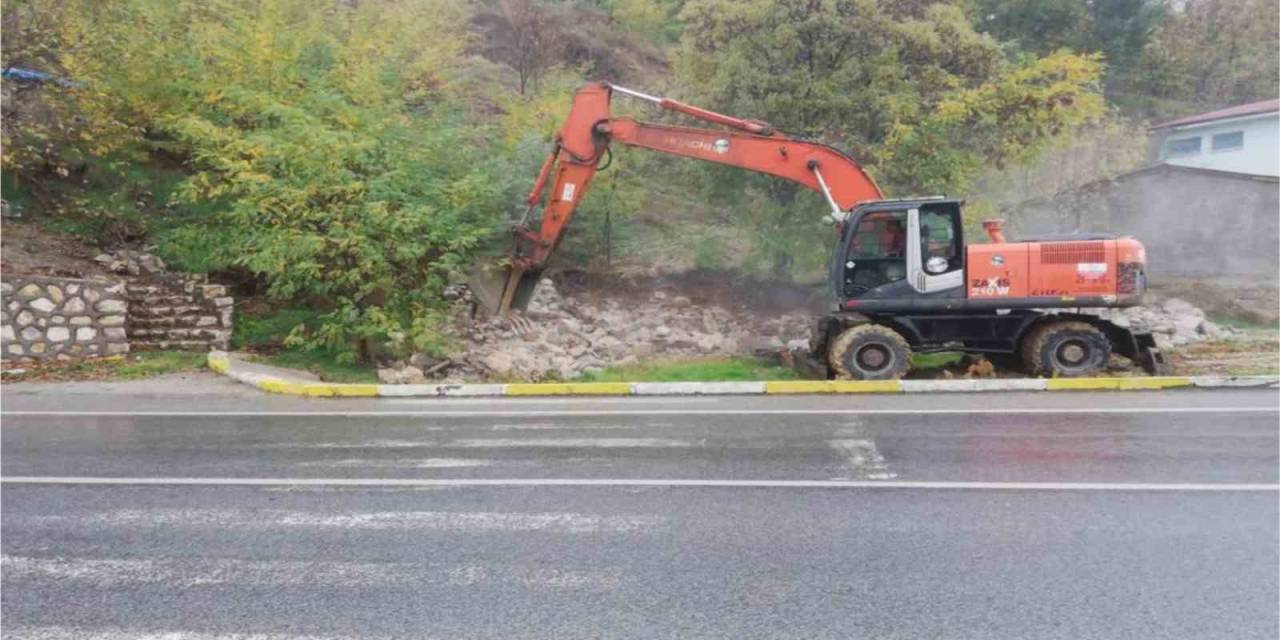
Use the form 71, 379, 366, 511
301, 384, 379, 397
206, 355, 231, 374
764, 380, 902, 394
256, 379, 299, 395
1044, 376, 1192, 390
503, 382, 633, 396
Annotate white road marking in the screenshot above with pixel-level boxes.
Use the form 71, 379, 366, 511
2, 555, 622, 591
0, 555, 402, 588
272, 439, 441, 448
3, 477, 1275, 491
19, 508, 665, 534
4, 407, 1275, 417
829, 439, 897, 480
0, 626, 399, 640
448, 437, 695, 448
295, 458, 492, 468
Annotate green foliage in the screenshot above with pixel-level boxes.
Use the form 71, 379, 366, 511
4, 0, 504, 362
672, 0, 1105, 276
232, 307, 326, 349
577, 356, 801, 381
1125, 0, 1279, 118
8, 351, 207, 381
114, 351, 210, 379
248, 350, 380, 383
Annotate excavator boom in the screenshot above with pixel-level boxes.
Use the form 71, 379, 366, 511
469, 82, 883, 316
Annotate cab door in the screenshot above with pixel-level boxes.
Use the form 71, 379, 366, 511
906, 204, 964, 294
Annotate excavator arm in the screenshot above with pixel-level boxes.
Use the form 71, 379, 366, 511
470, 82, 884, 315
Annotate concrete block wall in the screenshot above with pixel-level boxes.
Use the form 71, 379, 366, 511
0, 276, 131, 361
125, 274, 232, 351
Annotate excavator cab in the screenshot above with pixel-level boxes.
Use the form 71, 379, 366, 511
833, 199, 965, 305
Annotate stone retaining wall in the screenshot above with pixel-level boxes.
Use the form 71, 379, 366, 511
1, 276, 130, 361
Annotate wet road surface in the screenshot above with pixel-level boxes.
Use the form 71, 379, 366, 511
2, 389, 1277, 638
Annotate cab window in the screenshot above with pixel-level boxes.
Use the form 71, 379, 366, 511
850, 211, 907, 258
919, 207, 962, 273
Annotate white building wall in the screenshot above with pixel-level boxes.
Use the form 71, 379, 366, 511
1154, 114, 1279, 176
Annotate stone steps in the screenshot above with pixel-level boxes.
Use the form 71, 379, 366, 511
127, 295, 195, 307
126, 327, 228, 340
129, 304, 208, 317
129, 315, 224, 328
130, 339, 218, 351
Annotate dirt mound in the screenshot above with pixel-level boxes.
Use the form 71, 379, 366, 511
1, 221, 112, 278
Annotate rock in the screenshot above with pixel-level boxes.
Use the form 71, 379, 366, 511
99, 315, 125, 326
399, 366, 427, 384
749, 336, 786, 356
47, 327, 70, 342
16, 284, 42, 299
786, 338, 809, 351
408, 352, 438, 369
377, 368, 400, 384
15, 310, 33, 326
69, 316, 92, 326
103, 328, 126, 339
62, 298, 86, 313
75, 327, 96, 341
95, 299, 127, 313
0, 326, 12, 341
20, 327, 41, 341
47, 286, 64, 304
482, 351, 515, 376
595, 335, 626, 358
29, 298, 55, 313
672, 296, 692, 308
654, 326, 671, 339
105, 342, 129, 355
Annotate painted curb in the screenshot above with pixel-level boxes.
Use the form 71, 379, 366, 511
206, 352, 1278, 398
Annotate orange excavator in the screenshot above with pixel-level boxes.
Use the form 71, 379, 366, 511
470, 82, 1167, 379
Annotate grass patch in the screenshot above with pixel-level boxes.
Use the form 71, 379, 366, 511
577, 356, 799, 382
249, 350, 378, 384
233, 307, 325, 349
3, 350, 207, 381
911, 351, 964, 370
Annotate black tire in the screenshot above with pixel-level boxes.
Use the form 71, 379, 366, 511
1022, 320, 1111, 377
828, 324, 912, 380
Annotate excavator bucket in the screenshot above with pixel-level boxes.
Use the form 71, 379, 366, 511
466, 261, 542, 317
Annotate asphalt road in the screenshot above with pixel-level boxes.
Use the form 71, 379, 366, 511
2, 385, 1277, 639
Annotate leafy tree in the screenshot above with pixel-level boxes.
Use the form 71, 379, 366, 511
674, 0, 1104, 276
4, 0, 506, 362
1124, 0, 1279, 118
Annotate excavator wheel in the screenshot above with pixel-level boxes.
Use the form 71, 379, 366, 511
828, 324, 912, 380
1022, 320, 1111, 378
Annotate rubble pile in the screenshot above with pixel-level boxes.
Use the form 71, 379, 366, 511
378, 278, 813, 383
93, 250, 167, 277
1085, 297, 1234, 349
374, 278, 1238, 383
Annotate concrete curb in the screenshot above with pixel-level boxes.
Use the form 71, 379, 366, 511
207, 352, 1279, 398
